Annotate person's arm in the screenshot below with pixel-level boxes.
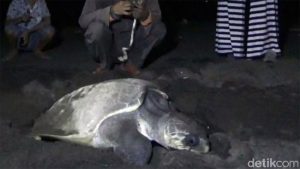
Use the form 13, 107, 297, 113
132, 0, 161, 27
141, 0, 161, 26
79, 0, 133, 29
78, 0, 111, 29
140, 12, 152, 27
27, 0, 52, 33
5, 0, 31, 25
6, 16, 26, 25
27, 17, 51, 33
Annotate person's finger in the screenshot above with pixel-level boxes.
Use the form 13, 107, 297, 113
123, 11, 132, 16
123, 6, 132, 11
122, 1, 132, 7
136, 4, 143, 9
123, 4, 132, 9
123, 4, 132, 10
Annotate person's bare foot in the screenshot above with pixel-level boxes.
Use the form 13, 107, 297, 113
263, 50, 277, 63
34, 50, 50, 60
92, 64, 108, 75
123, 63, 141, 76
2, 50, 18, 62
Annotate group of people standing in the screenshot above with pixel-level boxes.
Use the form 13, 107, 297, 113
4, 0, 281, 75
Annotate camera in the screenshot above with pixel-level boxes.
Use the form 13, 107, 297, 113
129, 0, 144, 7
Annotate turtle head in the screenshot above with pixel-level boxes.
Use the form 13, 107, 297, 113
138, 88, 210, 154
161, 113, 210, 154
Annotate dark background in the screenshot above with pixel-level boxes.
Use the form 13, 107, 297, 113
0, 2, 299, 169
0, 0, 299, 37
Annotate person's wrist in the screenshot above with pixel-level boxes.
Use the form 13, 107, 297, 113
140, 10, 149, 21
110, 7, 121, 20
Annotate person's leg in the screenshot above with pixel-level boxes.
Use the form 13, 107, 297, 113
246, 0, 280, 61
215, 0, 247, 58
85, 22, 113, 73
3, 24, 20, 61
125, 22, 166, 75
33, 25, 55, 59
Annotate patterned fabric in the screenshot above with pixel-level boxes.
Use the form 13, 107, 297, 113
7, 0, 50, 30
246, 0, 280, 57
5, 24, 55, 50
215, 0, 280, 58
215, 0, 246, 58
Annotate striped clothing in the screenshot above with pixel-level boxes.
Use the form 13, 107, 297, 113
215, 0, 280, 58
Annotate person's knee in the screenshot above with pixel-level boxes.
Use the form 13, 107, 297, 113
152, 22, 167, 40
4, 25, 18, 38
85, 22, 109, 43
40, 26, 55, 41
46, 26, 55, 39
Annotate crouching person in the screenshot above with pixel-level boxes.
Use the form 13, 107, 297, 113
79, 0, 166, 75
4, 0, 55, 61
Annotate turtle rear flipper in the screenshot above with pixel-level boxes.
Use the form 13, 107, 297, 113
32, 131, 94, 146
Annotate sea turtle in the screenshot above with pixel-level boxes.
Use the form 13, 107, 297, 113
31, 78, 210, 165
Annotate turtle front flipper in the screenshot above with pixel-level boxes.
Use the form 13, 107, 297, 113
113, 133, 152, 166
98, 114, 152, 166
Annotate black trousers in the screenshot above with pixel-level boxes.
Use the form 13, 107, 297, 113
85, 21, 166, 69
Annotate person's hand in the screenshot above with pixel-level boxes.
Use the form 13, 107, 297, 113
20, 31, 30, 46
111, 0, 133, 16
132, 4, 149, 21
20, 13, 31, 23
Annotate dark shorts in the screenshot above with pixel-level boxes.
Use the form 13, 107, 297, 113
5, 24, 55, 51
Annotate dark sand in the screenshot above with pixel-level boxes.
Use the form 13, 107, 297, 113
0, 22, 299, 169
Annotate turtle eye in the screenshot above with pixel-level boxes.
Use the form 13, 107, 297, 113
183, 135, 199, 147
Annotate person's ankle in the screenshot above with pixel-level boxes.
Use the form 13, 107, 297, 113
125, 63, 141, 76
263, 50, 277, 62
92, 65, 108, 75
